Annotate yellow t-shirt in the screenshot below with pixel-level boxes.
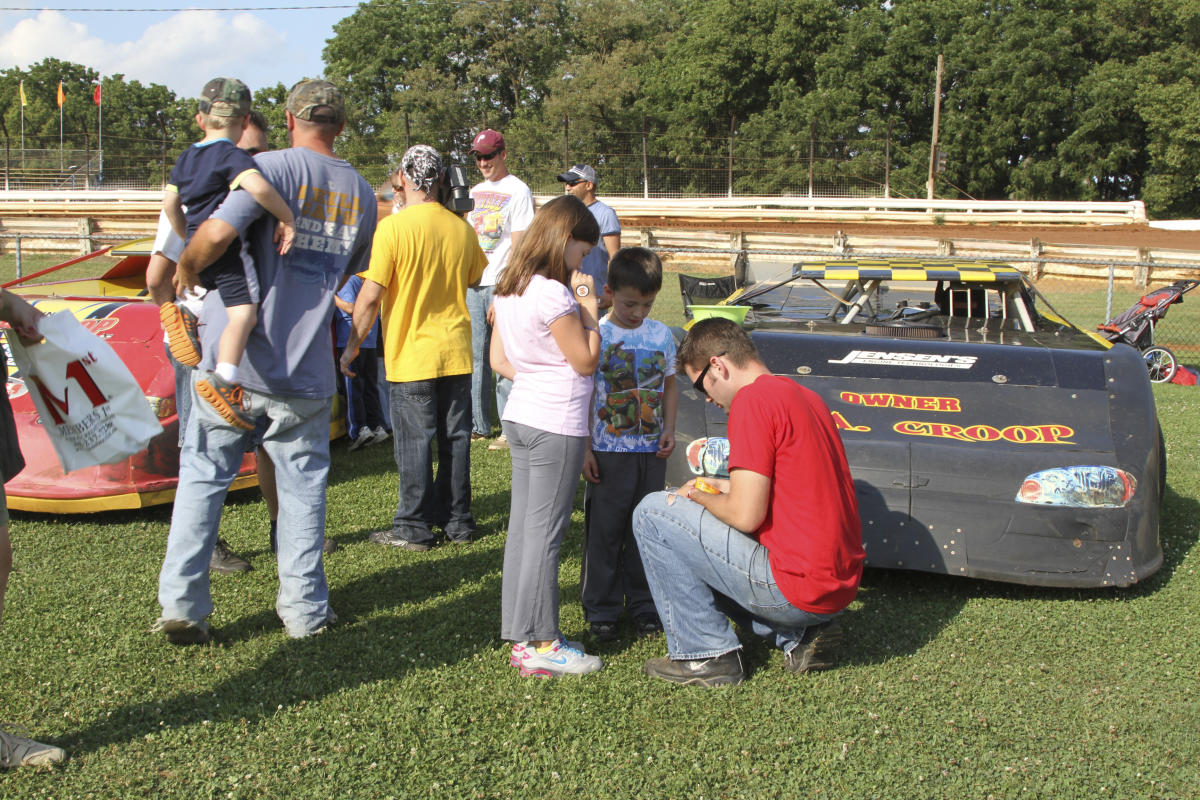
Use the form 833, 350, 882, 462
364, 202, 487, 382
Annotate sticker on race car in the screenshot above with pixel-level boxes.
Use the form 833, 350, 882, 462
893, 421, 1075, 444
840, 391, 962, 412
829, 350, 977, 369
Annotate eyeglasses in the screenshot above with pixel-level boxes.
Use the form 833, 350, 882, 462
474, 150, 501, 162
692, 352, 727, 395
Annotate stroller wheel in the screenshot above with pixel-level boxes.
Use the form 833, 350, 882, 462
1143, 346, 1178, 383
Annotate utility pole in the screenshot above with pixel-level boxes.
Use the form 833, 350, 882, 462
927, 53, 944, 201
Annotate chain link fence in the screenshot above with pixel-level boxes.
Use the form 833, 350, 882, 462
3, 129, 901, 198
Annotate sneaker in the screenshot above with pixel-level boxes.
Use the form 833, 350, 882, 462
348, 428, 373, 452
470, 432, 488, 442
487, 433, 509, 451
783, 621, 844, 674
634, 613, 664, 637
589, 621, 619, 643
369, 426, 390, 445
195, 374, 255, 430
160, 302, 202, 367
368, 530, 432, 551
510, 637, 585, 666
0, 724, 65, 768
153, 618, 211, 646
516, 638, 603, 677
209, 537, 251, 573
643, 649, 744, 687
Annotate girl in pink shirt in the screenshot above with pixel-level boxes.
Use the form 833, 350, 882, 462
490, 195, 603, 677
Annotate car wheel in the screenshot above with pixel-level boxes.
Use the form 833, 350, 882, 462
1144, 346, 1177, 383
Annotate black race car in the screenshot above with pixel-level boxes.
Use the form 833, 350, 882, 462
670, 258, 1162, 588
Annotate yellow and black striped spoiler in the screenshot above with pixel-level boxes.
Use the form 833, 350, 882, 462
796, 259, 1024, 282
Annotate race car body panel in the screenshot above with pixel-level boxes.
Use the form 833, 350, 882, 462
669, 259, 1162, 588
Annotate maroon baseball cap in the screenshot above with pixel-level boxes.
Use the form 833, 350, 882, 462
469, 129, 505, 155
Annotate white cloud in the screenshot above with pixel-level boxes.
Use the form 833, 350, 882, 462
1, 10, 309, 97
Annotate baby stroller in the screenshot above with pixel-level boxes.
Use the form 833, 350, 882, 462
1097, 278, 1200, 383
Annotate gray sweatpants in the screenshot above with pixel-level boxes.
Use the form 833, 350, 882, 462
500, 421, 589, 643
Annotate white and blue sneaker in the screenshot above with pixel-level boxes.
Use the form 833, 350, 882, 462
510, 637, 584, 667
513, 638, 602, 677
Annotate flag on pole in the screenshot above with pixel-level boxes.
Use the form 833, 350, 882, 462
93, 84, 102, 105
57, 81, 65, 107
19, 80, 27, 106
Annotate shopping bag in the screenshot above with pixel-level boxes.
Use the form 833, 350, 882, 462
6, 311, 162, 472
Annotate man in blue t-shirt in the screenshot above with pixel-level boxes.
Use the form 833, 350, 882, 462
558, 164, 621, 310
156, 80, 376, 644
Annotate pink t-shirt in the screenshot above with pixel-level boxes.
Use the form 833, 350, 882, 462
493, 274, 593, 436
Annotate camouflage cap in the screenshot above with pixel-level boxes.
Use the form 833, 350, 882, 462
287, 79, 345, 124
199, 78, 252, 118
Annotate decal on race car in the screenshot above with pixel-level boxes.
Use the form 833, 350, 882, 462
893, 421, 1076, 444
6, 377, 27, 400
829, 350, 978, 369
831, 411, 871, 432
840, 391, 962, 412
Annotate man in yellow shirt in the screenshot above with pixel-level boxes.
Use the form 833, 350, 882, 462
340, 145, 487, 549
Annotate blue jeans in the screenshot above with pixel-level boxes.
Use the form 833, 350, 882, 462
166, 341, 192, 448
388, 374, 474, 544
632, 491, 836, 660
336, 345, 387, 439
158, 374, 334, 637
466, 286, 495, 436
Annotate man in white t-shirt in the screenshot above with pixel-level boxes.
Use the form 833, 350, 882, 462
466, 129, 535, 450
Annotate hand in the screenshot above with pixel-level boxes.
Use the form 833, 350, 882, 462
582, 449, 600, 484
339, 343, 359, 377
173, 265, 202, 298
486, 300, 496, 327
0, 291, 43, 345
569, 271, 596, 302
275, 219, 295, 255
655, 430, 676, 459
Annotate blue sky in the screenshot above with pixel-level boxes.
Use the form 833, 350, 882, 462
0, 2, 356, 97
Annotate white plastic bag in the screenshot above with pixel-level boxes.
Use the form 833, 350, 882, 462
7, 311, 162, 473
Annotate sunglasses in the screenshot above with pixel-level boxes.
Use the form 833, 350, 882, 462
474, 150, 501, 162
692, 352, 727, 395
565, 180, 583, 187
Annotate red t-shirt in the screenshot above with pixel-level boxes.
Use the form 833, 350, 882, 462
727, 374, 864, 613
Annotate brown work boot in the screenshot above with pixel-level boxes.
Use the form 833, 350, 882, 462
783, 621, 844, 674
160, 302, 202, 367
195, 374, 255, 430
643, 649, 744, 687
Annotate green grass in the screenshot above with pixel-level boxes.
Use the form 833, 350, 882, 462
3, 269, 1200, 797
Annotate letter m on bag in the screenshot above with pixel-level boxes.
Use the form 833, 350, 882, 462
30, 359, 107, 425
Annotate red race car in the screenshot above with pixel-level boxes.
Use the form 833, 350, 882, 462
2, 240, 345, 512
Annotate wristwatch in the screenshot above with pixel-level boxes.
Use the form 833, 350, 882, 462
575, 284, 591, 298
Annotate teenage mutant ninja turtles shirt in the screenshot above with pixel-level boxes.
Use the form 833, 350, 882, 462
590, 316, 676, 453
